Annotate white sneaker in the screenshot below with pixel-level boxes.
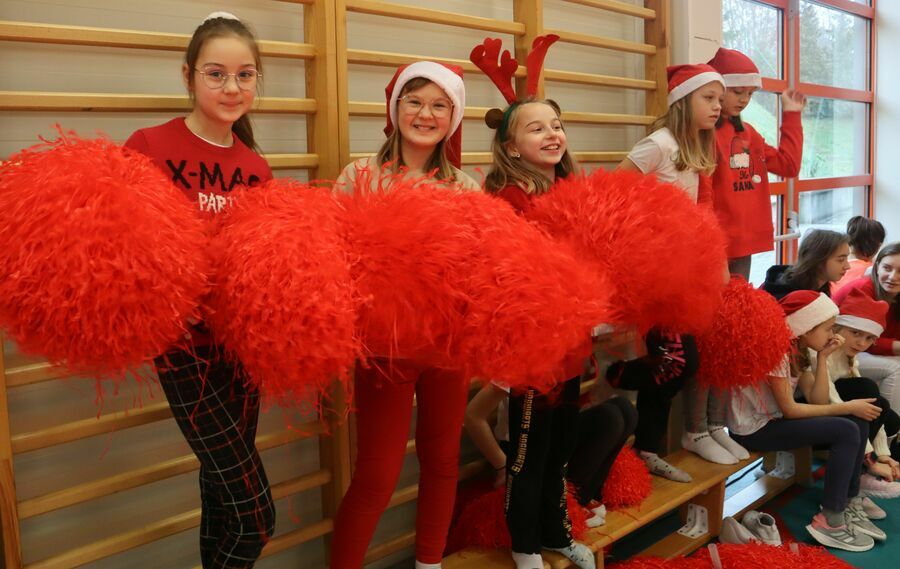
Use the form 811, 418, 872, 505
741, 510, 781, 545
719, 516, 755, 544
847, 497, 887, 541
860, 473, 900, 499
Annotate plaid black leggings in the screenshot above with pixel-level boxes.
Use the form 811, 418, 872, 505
155, 345, 275, 569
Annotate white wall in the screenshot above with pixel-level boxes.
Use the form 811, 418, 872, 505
875, 3, 900, 243
671, 0, 723, 64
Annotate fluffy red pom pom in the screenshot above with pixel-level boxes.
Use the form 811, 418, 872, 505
205, 179, 360, 407
692, 542, 854, 569
607, 556, 708, 568
527, 169, 728, 334
447, 484, 590, 550
0, 129, 208, 379
342, 168, 610, 391
601, 446, 652, 510
696, 277, 793, 389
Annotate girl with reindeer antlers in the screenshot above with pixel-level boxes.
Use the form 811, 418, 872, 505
471, 34, 598, 569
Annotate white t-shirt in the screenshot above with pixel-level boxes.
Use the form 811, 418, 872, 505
626, 127, 699, 202
727, 355, 797, 436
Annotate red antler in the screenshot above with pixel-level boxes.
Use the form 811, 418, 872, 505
469, 37, 518, 104
525, 34, 560, 96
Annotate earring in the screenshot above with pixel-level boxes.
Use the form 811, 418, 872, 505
510, 151, 521, 158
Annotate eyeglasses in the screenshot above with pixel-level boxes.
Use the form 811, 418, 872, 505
195, 66, 261, 91
397, 95, 454, 118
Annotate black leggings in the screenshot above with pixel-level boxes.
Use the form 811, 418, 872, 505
567, 397, 638, 506
607, 329, 698, 454
834, 377, 900, 458
732, 415, 867, 512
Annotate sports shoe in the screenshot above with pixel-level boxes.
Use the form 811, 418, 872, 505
805, 512, 874, 552
719, 516, 755, 544
860, 473, 900, 499
639, 451, 692, 482
861, 496, 887, 520
741, 510, 781, 545
847, 497, 887, 541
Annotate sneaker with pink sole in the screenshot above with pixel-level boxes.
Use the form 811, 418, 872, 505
805, 512, 874, 552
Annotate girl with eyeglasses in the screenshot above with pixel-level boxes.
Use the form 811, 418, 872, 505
330, 61, 478, 569
123, 12, 274, 569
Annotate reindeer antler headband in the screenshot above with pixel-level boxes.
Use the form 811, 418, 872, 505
469, 34, 559, 136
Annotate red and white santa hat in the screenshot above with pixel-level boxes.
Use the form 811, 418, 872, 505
666, 64, 725, 107
836, 287, 889, 337
779, 290, 839, 338
707, 48, 762, 89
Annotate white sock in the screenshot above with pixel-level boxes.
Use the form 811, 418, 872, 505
512, 551, 543, 569
710, 426, 750, 460
591, 503, 607, 518
639, 450, 693, 482
586, 506, 606, 528
682, 431, 737, 464
547, 543, 595, 569
415, 562, 441, 569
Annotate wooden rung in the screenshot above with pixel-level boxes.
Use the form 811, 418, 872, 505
561, 0, 657, 20
548, 28, 657, 56
364, 530, 417, 563
347, 48, 526, 78
0, 21, 315, 59
349, 150, 628, 166
259, 519, 334, 558
0, 92, 316, 114
264, 153, 319, 170
348, 101, 654, 126
345, 0, 525, 35
17, 424, 319, 519
543, 69, 656, 91
4, 361, 67, 388
25, 470, 332, 569
574, 151, 628, 163
11, 401, 172, 454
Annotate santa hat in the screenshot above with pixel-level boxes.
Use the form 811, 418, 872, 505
836, 287, 889, 337
707, 48, 762, 89
779, 291, 839, 338
385, 61, 465, 168
667, 64, 725, 107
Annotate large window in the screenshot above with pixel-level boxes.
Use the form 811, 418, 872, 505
723, 0, 874, 285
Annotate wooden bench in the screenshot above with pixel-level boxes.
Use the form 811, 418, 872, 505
443, 447, 811, 568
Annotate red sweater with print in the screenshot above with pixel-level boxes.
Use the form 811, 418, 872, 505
124, 117, 272, 215
495, 183, 593, 380
125, 118, 273, 345
711, 111, 803, 258
833, 277, 899, 356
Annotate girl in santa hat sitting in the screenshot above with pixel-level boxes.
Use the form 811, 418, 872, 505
726, 290, 884, 552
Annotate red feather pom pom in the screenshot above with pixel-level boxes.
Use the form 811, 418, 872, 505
527, 169, 728, 334
447, 484, 590, 550
696, 277, 792, 389
601, 446, 652, 510
607, 556, 708, 568
0, 129, 208, 380
205, 179, 360, 407
342, 167, 610, 391
691, 542, 855, 569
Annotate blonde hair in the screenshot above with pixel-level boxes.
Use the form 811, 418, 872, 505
484, 99, 578, 195
649, 93, 717, 175
375, 77, 457, 182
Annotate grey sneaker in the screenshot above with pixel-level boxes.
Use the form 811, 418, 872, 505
638, 451, 692, 483
741, 510, 782, 545
719, 516, 755, 544
806, 512, 875, 552
848, 497, 887, 541
861, 496, 887, 520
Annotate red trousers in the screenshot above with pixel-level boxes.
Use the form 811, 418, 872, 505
329, 360, 469, 567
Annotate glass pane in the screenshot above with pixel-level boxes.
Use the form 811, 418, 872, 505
800, 1, 869, 90
749, 195, 780, 286
722, 0, 781, 79
739, 91, 781, 181
798, 187, 867, 234
801, 97, 868, 179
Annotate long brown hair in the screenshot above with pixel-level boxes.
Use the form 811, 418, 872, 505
785, 229, 850, 291
484, 98, 578, 195
375, 77, 457, 182
871, 242, 900, 319
649, 93, 717, 175
185, 16, 262, 152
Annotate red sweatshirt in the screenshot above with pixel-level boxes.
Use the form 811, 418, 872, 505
495, 183, 593, 380
833, 277, 899, 356
711, 111, 803, 258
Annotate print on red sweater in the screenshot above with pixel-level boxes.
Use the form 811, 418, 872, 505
728, 136, 762, 192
